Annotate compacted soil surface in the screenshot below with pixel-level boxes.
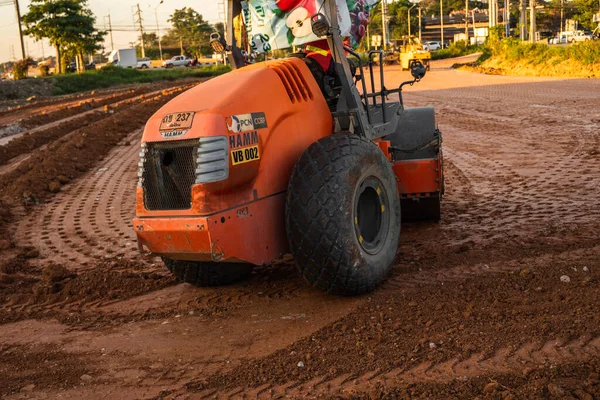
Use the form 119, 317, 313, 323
0, 59, 599, 399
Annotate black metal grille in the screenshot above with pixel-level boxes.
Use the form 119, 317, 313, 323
142, 140, 198, 210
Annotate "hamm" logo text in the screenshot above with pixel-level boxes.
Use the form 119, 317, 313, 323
229, 131, 259, 149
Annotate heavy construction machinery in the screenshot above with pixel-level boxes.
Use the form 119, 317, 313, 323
133, 0, 443, 296
397, 37, 431, 71
374, 37, 431, 70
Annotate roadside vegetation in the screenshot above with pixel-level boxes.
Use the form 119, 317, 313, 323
50, 65, 230, 95
431, 42, 483, 60
459, 36, 600, 78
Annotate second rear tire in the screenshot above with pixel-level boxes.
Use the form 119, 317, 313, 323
285, 134, 401, 296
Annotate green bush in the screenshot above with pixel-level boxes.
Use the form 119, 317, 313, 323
485, 39, 600, 66
49, 65, 230, 95
468, 38, 600, 77
13, 60, 29, 80
431, 41, 483, 60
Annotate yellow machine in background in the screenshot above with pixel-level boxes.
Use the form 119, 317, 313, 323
397, 37, 431, 71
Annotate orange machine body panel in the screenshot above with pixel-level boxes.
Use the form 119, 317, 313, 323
393, 152, 444, 197
134, 193, 287, 263
134, 58, 333, 264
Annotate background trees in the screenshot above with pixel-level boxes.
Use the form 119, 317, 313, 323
364, 0, 598, 43
22, 0, 104, 73
162, 8, 214, 57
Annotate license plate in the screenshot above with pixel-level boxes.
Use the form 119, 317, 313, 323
159, 112, 195, 131
231, 145, 260, 165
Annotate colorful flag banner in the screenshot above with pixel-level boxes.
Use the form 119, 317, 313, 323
241, 0, 381, 53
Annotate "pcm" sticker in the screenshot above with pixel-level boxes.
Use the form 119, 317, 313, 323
227, 112, 268, 133
231, 145, 260, 165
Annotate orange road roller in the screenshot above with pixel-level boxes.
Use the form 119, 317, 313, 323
133, 0, 443, 295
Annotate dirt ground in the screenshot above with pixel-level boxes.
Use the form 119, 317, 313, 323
1, 57, 599, 399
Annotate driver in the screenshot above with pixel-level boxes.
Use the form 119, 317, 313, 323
241, 0, 379, 71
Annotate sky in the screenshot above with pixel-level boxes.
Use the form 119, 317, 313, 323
0, 0, 221, 63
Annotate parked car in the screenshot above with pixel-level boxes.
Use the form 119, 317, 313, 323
572, 30, 595, 42
551, 31, 595, 44
136, 58, 152, 69
162, 55, 193, 68
423, 41, 442, 51
85, 61, 96, 70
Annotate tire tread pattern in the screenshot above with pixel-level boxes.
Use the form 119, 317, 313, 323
285, 134, 401, 295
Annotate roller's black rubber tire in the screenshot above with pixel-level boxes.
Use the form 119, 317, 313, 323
162, 258, 253, 287
285, 133, 401, 296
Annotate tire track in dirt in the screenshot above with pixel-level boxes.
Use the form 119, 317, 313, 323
407, 79, 600, 249
16, 131, 141, 271
398, 335, 600, 383
229, 335, 600, 398
381, 109, 600, 291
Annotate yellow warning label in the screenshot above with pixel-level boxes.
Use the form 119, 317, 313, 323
231, 145, 260, 166
306, 45, 329, 57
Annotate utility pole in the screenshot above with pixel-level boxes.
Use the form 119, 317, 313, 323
519, 0, 526, 39
218, 0, 227, 34
560, 0, 564, 33
529, 0, 536, 42
13, 0, 26, 59
134, 4, 145, 58
381, 0, 388, 50
218, 0, 226, 64
505, 0, 510, 37
440, 0, 444, 46
408, 4, 416, 37
105, 14, 114, 51
489, 0, 497, 28
465, 0, 469, 42
472, 10, 477, 42
153, 1, 163, 60
418, 6, 422, 41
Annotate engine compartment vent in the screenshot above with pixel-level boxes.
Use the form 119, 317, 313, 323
269, 60, 314, 104
195, 136, 229, 184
